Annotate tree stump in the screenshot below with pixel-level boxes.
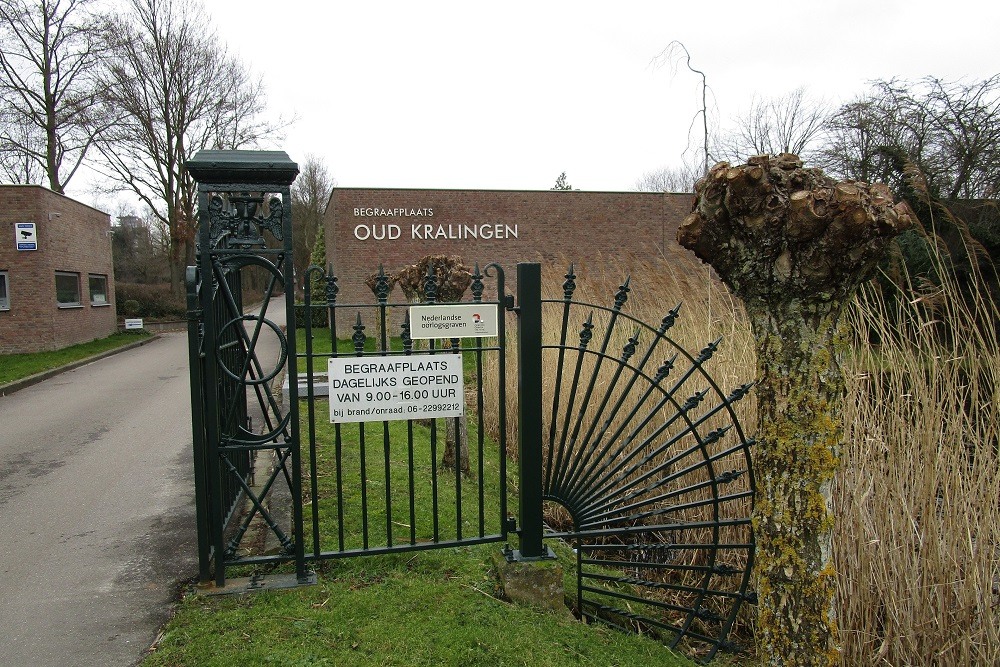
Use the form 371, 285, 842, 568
678, 154, 912, 666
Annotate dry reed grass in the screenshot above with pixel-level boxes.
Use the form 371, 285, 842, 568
481, 246, 999, 664
836, 258, 1000, 665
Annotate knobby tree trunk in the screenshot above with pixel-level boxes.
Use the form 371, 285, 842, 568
678, 154, 912, 666
395, 255, 473, 475
442, 415, 469, 472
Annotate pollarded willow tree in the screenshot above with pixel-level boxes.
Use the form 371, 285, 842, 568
677, 154, 912, 666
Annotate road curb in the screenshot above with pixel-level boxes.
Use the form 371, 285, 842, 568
0, 334, 163, 397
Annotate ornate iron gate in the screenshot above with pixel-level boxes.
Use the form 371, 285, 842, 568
296, 262, 511, 559
185, 150, 753, 661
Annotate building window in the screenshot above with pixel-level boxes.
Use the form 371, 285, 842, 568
55, 271, 81, 307
0, 271, 8, 310
88, 274, 109, 306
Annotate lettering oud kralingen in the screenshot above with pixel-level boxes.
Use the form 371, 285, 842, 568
352, 206, 518, 241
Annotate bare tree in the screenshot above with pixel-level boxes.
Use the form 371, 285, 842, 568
0, 0, 108, 192
816, 76, 1000, 327
816, 96, 892, 185
111, 205, 168, 283
291, 154, 334, 295
95, 0, 283, 295
716, 87, 830, 164
821, 76, 1000, 200
652, 40, 713, 175
634, 163, 699, 193
0, 106, 44, 183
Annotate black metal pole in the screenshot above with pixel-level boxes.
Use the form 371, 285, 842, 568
185, 265, 211, 583
516, 263, 544, 559
281, 188, 307, 583
196, 188, 226, 587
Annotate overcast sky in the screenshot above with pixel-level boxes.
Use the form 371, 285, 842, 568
71, 0, 1000, 206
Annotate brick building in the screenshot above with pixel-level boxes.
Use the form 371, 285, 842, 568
0, 185, 116, 354
325, 188, 696, 308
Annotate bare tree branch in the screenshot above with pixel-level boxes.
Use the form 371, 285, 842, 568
716, 87, 830, 163
94, 0, 289, 294
634, 163, 699, 193
0, 0, 108, 191
652, 40, 712, 174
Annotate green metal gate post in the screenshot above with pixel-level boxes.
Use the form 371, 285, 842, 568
196, 206, 227, 587
514, 262, 550, 560
185, 266, 212, 583
187, 150, 302, 587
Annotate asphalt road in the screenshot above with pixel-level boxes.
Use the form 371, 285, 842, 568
0, 300, 288, 666
0, 332, 197, 666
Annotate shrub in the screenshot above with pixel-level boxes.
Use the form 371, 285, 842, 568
114, 282, 186, 319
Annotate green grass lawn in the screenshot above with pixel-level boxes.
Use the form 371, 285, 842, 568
145, 545, 698, 667
144, 382, 698, 666
0, 330, 151, 386
303, 413, 506, 552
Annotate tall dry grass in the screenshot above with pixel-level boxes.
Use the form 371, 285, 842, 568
482, 248, 1000, 664
482, 254, 756, 456
836, 259, 1000, 665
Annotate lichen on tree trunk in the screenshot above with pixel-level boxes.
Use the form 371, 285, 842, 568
748, 300, 845, 665
678, 154, 912, 666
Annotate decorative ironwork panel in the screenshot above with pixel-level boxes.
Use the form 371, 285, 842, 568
538, 265, 756, 662
185, 150, 305, 587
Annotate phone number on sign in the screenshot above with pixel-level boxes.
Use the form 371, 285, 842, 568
423, 402, 462, 412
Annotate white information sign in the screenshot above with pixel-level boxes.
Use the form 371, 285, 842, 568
124, 318, 144, 330
408, 304, 499, 339
15, 222, 37, 251
328, 354, 464, 423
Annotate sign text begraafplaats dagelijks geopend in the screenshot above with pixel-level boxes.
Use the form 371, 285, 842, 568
328, 354, 464, 423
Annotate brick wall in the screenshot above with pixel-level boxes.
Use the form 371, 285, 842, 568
325, 188, 695, 315
0, 186, 116, 354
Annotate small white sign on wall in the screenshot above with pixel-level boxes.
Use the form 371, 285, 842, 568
15, 222, 37, 251
124, 318, 144, 330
